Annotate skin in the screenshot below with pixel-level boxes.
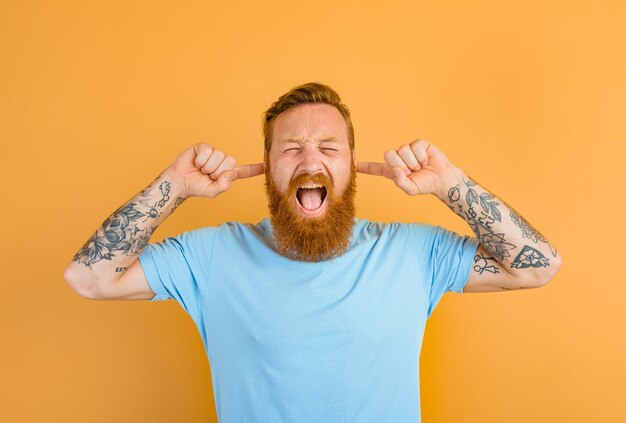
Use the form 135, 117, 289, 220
67, 102, 561, 299
356, 139, 562, 291
261, 103, 561, 288
265, 103, 356, 211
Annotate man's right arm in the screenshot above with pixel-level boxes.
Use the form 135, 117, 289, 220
63, 143, 264, 300
64, 169, 186, 300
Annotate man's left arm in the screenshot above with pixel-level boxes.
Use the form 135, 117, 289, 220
357, 139, 563, 292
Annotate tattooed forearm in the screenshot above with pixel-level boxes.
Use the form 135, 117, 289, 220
447, 184, 461, 203
72, 172, 186, 270
445, 178, 516, 261
510, 209, 558, 257
439, 169, 561, 280
157, 181, 171, 208
171, 196, 185, 213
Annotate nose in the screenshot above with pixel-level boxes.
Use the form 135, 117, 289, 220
297, 146, 324, 176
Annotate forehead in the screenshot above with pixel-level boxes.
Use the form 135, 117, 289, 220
272, 103, 349, 145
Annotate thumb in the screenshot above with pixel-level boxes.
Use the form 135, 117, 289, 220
208, 169, 236, 197
391, 166, 414, 194
221, 169, 236, 182
217, 169, 237, 187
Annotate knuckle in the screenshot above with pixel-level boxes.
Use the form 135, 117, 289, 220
411, 139, 429, 152
384, 149, 396, 160
194, 144, 213, 166
398, 145, 412, 155
410, 143, 426, 159
195, 142, 213, 152
211, 151, 225, 165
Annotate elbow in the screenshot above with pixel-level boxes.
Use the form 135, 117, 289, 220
63, 263, 98, 300
532, 252, 563, 288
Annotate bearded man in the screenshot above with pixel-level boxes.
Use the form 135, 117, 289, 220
65, 82, 562, 423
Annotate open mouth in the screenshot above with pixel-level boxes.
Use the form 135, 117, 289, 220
295, 184, 328, 216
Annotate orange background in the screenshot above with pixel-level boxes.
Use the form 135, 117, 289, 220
1, 1, 624, 422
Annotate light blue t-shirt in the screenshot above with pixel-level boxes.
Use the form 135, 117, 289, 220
138, 217, 478, 423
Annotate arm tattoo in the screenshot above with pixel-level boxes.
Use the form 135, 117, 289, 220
473, 251, 500, 275
171, 196, 185, 213
464, 179, 502, 222
71, 175, 182, 269
157, 181, 171, 208
447, 184, 461, 203
510, 210, 558, 257
71, 203, 156, 268
441, 174, 556, 281
509, 209, 545, 242
447, 177, 516, 261
446, 178, 557, 282
511, 245, 550, 269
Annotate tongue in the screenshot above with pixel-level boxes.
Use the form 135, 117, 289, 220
300, 188, 324, 210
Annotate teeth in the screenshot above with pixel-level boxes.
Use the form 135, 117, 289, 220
299, 183, 324, 189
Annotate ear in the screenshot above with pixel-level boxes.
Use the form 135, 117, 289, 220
352, 148, 357, 167
264, 150, 269, 172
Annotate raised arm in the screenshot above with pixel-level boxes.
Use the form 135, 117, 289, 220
64, 143, 264, 300
357, 139, 562, 292
435, 167, 561, 291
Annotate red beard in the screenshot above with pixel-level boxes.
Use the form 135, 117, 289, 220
264, 161, 357, 262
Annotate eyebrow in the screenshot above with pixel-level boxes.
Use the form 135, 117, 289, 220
284, 137, 338, 144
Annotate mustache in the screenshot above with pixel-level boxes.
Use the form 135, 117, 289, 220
287, 172, 334, 197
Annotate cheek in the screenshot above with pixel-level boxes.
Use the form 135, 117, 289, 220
271, 159, 297, 184
270, 170, 292, 194
333, 165, 355, 194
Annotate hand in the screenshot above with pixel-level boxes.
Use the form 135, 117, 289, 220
357, 139, 459, 197
165, 142, 264, 199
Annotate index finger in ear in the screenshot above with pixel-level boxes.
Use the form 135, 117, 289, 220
234, 163, 265, 179
356, 161, 395, 179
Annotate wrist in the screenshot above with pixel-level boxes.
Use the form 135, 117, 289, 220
161, 166, 189, 199
435, 166, 468, 202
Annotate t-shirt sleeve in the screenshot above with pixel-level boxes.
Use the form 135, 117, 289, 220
138, 227, 216, 319
426, 225, 479, 318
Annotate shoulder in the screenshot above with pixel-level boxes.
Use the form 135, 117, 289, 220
214, 219, 276, 247
197, 220, 262, 236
